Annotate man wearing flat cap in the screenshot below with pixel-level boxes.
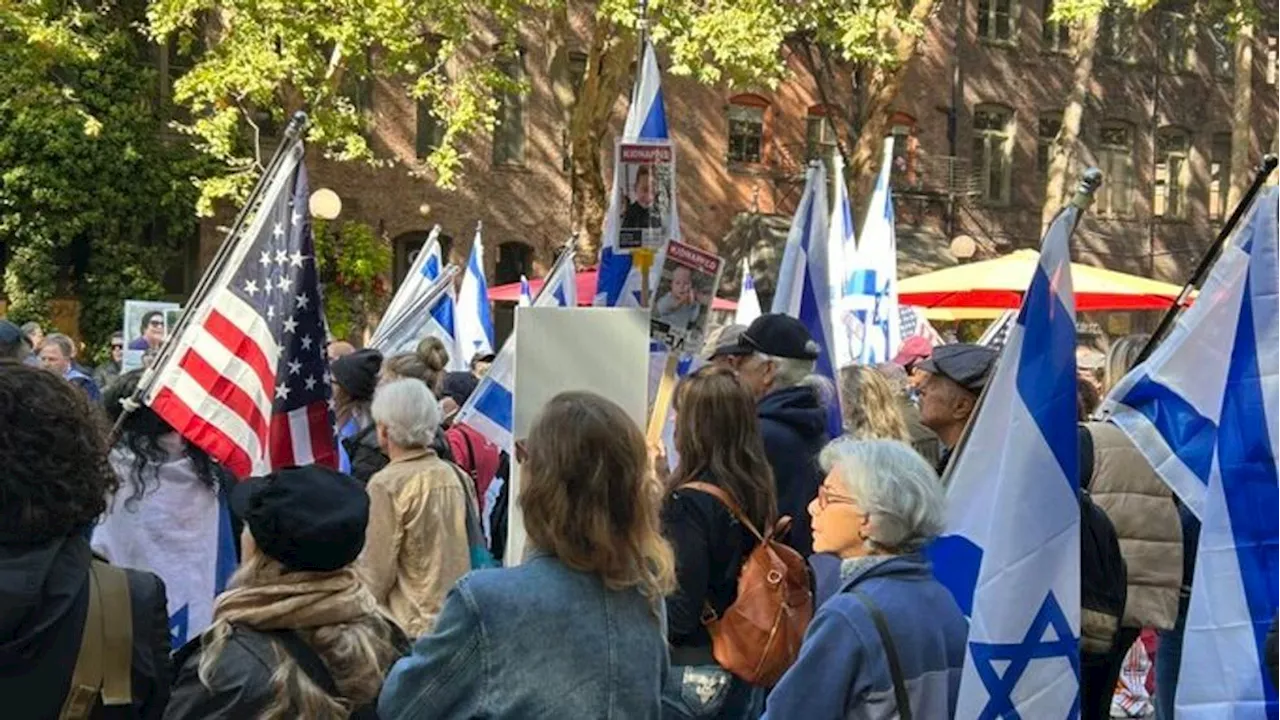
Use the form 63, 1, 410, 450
916, 343, 998, 475
710, 313, 829, 556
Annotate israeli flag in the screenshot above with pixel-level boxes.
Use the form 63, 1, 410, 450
770, 161, 841, 437
593, 41, 677, 307
456, 222, 495, 369
368, 266, 460, 358
1102, 188, 1278, 718
456, 246, 578, 450
735, 261, 762, 326
380, 225, 443, 332
827, 152, 858, 369
844, 138, 901, 365
930, 201, 1082, 719
518, 275, 532, 307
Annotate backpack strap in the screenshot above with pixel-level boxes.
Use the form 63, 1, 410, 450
849, 588, 913, 720
459, 430, 479, 481
58, 561, 134, 720
678, 481, 770, 543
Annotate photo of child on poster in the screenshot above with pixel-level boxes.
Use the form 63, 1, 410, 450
616, 141, 675, 250
122, 300, 178, 372
650, 241, 724, 352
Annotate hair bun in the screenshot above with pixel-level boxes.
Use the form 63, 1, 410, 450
415, 336, 450, 373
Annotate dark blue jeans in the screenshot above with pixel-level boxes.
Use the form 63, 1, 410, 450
662, 665, 763, 720
1155, 593, 1190, 720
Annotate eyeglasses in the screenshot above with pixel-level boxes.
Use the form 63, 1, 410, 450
816, 484, 858, 510
148, 319, 165, 327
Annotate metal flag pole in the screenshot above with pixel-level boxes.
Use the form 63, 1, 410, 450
111, 112, 310, 440
1133, 153, 1278, 365
939, 168, 1102, 485
530, 234, 579, 306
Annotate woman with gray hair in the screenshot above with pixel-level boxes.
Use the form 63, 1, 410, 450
357, 378, 476, 637
762, 438, 966, 720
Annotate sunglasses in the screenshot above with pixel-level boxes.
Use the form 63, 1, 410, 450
815, 484, 858, 510
110, 344, 123, 350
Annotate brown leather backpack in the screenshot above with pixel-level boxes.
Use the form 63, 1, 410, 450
679, 481, 814, 687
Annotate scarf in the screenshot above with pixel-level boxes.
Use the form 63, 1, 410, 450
839, 555, 897, 587
212, 567, 379, 631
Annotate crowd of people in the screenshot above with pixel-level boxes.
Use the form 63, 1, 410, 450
1, 310, 1276, 719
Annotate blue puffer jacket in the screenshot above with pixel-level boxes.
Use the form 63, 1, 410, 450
758, 385, 827, 557
763, 553, 967, 720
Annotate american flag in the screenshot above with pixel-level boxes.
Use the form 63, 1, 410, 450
146, 140, 337, 478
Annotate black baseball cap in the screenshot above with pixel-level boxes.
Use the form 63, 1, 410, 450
713, 314, 820, 361
230, 465, 370, 573
918, 343, 998, 394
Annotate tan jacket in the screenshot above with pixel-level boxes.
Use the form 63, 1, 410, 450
1085, 421, 1183, 631
358, 449, 473, 637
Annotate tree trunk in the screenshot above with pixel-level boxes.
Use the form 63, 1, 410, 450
845, 0, 940, 207
1041, 12, 1101, 234
1227, 21, 1254, 210
568, 22, 635, 267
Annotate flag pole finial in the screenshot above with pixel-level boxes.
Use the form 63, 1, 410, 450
285, 111, 309, 140
1070, 167, 1103, 209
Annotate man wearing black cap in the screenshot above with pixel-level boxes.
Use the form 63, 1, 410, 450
712, 313, 830, 556
916, 343, 998, 475
0, 320, 30, 362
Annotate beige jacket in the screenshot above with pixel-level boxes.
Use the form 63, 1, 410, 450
1084, 421, 1183, 631
358, 449, 473, 638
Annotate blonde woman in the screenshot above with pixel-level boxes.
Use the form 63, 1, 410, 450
379, 391, 675, 719
839, 364, 910, 442
166, 466, 407, 719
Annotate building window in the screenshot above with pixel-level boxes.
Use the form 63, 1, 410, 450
1208, 22, 1234, 79
493, 48, 526, 166
972, 105, 1014, 205
1041, 0, 1070, 52
727, 96, 768, 164
1099, 2, 1136, 61
1209, 133, 1232, 222
1267, 35, 1277, 86
1095, 121, 1134, 218
416, 100, 445, 159
889, 114, 917, 186
978, 0, 1017, 43
495, 241, 534, 285
1037, 112, 1063, 182
1158, 12, 1193, 73
1154, 128, 1190, 219
805, 108, 840, 178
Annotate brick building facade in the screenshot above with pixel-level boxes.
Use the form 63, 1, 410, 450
197, 2, 1278, 324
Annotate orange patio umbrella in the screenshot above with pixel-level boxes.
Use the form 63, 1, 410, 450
898, 249, 1185, 312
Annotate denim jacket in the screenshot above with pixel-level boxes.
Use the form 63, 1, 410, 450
378, 553, 668, 720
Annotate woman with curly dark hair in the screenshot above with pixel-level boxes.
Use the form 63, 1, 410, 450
0, 360, 171, 719
92, 370, 236, 650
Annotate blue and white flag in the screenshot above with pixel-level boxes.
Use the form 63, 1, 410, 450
456, 222, 495, 369
735, 260, 761, 326
368, 266, 459, 358
827, 152, 858, 369
456, 245, 578, 450
1102, 188, 1278, 718
931, 201, 1081, 719
843, 138, 901, 365
380, 225, 443, 332
593, 41, 677, 307
770, 161, 841, 437
518, 276, 532, 307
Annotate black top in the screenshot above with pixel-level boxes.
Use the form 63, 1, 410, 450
661, 484, 759, 650
0, 535, 170, 720
758, 386, 827, 557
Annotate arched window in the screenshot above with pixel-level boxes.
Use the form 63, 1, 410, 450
1155, 128, 1191, 219
495, 241, 534, 285
726, 94, 769, 165
1095, 121, 1134, 218
394, 230, 454, 287
972, 104, 1014, 205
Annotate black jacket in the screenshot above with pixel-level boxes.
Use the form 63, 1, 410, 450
343, 425, 455, 485
166, 623, 410, 719
661, 485, 758, 651
758, 386, 828, 557
0, 535, 170, 720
